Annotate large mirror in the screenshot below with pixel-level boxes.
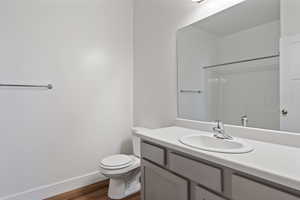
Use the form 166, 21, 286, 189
177, 0, 300, 133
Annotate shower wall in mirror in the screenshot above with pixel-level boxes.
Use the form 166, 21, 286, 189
177, 0, 282, 130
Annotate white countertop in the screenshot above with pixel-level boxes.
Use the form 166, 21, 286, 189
134, 126, 300, 191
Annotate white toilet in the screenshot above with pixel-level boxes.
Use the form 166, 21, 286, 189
99, 132, 141, 199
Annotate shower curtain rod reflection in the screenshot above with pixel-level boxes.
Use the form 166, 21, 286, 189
202, 54, 279, 69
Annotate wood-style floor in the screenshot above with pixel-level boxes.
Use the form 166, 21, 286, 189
45, 180, 140, 200
72, 188, 140, 200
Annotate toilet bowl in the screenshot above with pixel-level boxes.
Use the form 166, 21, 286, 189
100, 128, 145, 199
100, 154, 140, 199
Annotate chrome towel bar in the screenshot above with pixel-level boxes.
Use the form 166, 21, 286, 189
0, 83, 53, 90
180, 90, 202, 94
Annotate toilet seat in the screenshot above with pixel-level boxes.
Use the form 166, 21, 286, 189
100, 154, 134, 170
100, 155, 140, 176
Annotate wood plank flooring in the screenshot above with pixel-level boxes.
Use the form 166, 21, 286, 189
72, 188, 140, 200
45, 180, 140, 200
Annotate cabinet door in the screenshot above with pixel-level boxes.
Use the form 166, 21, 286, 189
193, 186, 226, 200
232, 175, 300, 200
142, 159, 188, 200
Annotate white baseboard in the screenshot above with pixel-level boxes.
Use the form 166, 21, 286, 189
0, 172, 107, 200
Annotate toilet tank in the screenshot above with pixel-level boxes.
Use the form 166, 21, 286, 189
132, 127, 150, 158
132, 135, 141, 158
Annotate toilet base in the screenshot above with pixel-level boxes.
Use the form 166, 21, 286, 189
108, 171, 140, 199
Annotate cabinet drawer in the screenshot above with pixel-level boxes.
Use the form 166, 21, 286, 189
169, 153, 222, 192
232, 175, 300, 200
141, 142, 166, 166
194, 186, 226, 200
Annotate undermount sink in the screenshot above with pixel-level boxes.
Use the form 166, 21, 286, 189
179, 134, 254, 154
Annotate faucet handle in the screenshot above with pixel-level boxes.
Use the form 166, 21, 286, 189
213, 120, 233, 140
215, 120, 224, 129
213, 120, 224, 134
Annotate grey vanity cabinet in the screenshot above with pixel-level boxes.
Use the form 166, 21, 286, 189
193, 186, 226, 200
141, 159, 189, 200
141, 141, 300, 200
169, 153, 222, 192
232, 175, 300, 200
141, 142, 166, 166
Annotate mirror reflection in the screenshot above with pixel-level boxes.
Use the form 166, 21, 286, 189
177, 0, 300, 132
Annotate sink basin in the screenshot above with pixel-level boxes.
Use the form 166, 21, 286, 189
179, 134, 253, 154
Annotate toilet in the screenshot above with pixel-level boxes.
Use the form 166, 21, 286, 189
99, 130, 142, 199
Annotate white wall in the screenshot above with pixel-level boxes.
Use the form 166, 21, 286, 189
0, 0, 133, 199
133, 0, 246, 128
177, 27, 219, 121
217, 21, 280, 62
281, 0, 300, 37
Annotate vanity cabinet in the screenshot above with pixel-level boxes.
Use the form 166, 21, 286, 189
169, 152, 222, 192
232, 175, 300, 200
142, 159, 188, 200
141, 141, 300, 200
193, 186, 226, 200
141, 142, 166, 166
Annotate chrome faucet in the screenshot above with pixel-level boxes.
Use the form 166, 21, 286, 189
241, 115, 248, 127
213, 120, 233, 140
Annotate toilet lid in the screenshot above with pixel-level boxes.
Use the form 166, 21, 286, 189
100, 154, 133, 169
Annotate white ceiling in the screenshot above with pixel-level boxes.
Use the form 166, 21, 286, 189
192, 0, 280, 36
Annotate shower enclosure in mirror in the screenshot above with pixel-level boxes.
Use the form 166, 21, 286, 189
177, 0, 300, 133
